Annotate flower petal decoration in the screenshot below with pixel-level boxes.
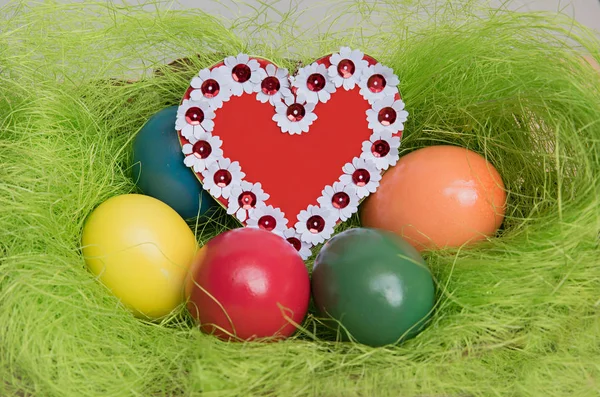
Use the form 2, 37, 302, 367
295, 204, 336, 245
366, 96, 409, 135
190, 66, 232, 109
255, 63, 292, 105
360, 129, 401, 170
293, 62, 337, 104
182, 133, 223, 173
246, 202, 288, 236
317, 181, 360, 222
358, 63, 400, 104
227, 181, 270, 222
222, 53, 262, 97
201, 158, 245, 199
282, 228, 313, 260
175, 99, 216, 140
339, 157, 382, 199
272, 94, 318, 135
328, 46, 370, 90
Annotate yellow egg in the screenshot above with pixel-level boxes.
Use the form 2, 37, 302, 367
82, 194, 197, 319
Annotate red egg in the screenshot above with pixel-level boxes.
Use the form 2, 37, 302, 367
361, 145, 506, 251
185, 228, 310, 341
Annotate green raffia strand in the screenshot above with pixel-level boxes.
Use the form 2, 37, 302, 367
1, 0, 599, 396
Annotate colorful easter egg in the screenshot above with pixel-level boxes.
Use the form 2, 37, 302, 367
361, 145, 506, 251
186, 228, 310, 341
82, 194, 197, 319
311, 228, 435, 347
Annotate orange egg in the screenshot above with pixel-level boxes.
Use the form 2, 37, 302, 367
361, 145, 506, 251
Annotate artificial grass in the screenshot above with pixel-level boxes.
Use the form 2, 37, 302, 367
1, 1, 599, 396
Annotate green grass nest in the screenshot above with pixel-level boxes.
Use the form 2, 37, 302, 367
1, 1, 599, 396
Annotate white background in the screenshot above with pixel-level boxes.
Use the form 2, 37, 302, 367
0, 1, 599, 33
184, 0, 600, 31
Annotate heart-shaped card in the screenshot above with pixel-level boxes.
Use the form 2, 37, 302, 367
176, 47, 408, 258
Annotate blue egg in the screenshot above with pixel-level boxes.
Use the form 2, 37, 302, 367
132, 106, 217, 219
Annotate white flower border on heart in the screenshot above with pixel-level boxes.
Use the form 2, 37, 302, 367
176, 48, 408, 258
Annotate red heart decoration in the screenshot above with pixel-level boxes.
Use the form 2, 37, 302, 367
176, 48, 408, 258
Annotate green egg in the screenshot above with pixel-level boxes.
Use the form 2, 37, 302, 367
311, 228, 435, 347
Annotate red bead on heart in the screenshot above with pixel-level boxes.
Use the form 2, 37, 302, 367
307, 215, 325, 234
287, 237, 302, 251
352, 169, 371, 187
192, 140, 212, 159
286, 104, 306, 122
307, 73, 326, 92
337, 59, 355, 78
377, 107, 396, 126
238, 191, 257, 210
262, 76, 281, 95
213, 169, 232, 187
201, 79, 220, 98
258, 215, 277, 231
371, 140, 390, 158
232, 64, 252, 83
367, 74, 386, 93
332, 192, 350, 209
185, 107, 204, 125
